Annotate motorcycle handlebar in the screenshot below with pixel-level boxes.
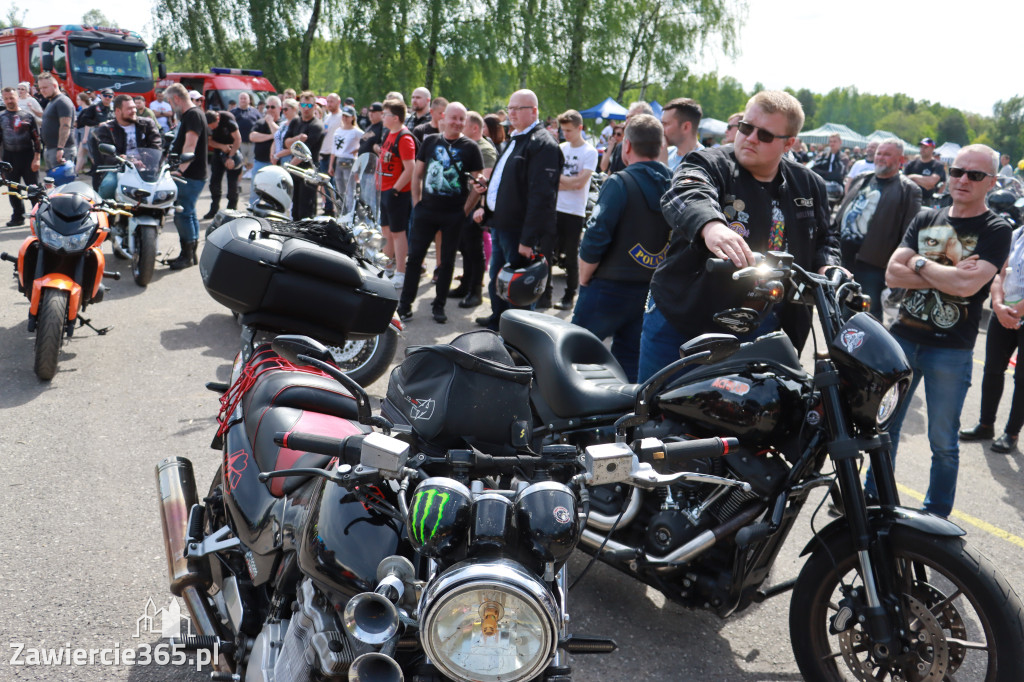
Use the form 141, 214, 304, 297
273, 431, 364, 463
662, 436, 741, 459
705, 257, 740, 274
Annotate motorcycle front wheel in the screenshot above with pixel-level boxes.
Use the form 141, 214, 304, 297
790, 526, 1024, 681
34, 288, 69, 381
133, 225, 157, 286
328, 327, 399, 387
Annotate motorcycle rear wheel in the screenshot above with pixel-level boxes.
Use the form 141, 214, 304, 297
790, 526, 1024, 681
34, 288, 69, 381
328, 326, 399, 387
133, 225, 157, 286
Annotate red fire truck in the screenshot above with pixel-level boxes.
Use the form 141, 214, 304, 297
0, 24, 164, 101
157, 68, 277, 111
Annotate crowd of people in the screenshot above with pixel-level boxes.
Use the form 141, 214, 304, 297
3, 76, 1023, 521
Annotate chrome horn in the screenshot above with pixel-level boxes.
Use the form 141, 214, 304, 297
343, 556, 415, 646
348, 652, 404, 682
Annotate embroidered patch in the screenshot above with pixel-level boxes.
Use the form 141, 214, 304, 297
629, 242, 669, 269
729, 221, 750, 237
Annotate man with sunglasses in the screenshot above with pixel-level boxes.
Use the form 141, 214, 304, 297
864, 144, 1011, 519
247, 95, 281, 205
284, 91, 326, 219
638, 90, 840, 382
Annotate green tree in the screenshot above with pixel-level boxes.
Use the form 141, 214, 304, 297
82, 9, 118, 27
1, 6, 25, 29
991, 96, 1024, 161
936, 110, 969, 146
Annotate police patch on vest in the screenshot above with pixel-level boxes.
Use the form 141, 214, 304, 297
629, 242, 668, 269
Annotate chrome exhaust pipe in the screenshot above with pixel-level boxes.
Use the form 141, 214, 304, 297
155, 457, 221, 639
343, 592, 400, 645
348, 652, 404, 682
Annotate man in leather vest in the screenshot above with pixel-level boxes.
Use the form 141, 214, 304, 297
91, 94, 162, 199
572, 114, 671, 382
639, 90, 841, 382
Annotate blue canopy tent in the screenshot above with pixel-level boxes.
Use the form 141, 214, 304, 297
649, 100, 663, 118
578, 97, 628, 121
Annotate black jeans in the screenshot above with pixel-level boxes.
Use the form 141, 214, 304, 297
5, 151, 38, 219
980, 314, 1024, 435
457, 215, 485, 292
400, 207, 464, 311
209, 153, 242, 209
544, 211, 584, 299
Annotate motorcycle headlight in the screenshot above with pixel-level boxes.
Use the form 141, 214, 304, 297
876, 382, 903, 430
39, 223, 94, 253
152, 190, 175, 204
420, 560, 559, 682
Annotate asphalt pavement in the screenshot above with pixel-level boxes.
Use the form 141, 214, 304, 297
1, 179, 1023, 681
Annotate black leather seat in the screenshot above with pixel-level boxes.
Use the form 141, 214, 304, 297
500, 310, 638, 419
238, 347, 364, 496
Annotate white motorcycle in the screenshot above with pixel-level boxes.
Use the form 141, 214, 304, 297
98, 144, 186, 286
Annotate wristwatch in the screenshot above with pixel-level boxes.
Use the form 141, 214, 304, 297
914, 257, 928, 274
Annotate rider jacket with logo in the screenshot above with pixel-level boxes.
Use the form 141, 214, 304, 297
89, 116, 163, 167
654, 146, 840, 350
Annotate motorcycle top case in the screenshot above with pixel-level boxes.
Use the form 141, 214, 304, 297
199, 217, 398, 343
383, 330, 534, 456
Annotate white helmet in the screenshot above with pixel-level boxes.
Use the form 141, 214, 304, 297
252, 166, 293, 213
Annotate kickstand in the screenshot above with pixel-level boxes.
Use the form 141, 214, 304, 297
78, 315, 113, 335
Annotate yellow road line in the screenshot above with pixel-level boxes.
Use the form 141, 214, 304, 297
895, 483, 1024, 550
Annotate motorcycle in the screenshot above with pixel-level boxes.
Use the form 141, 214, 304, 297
496, 251, 1024, 680
0, 165, 127, 380
96, 143, 192, 286
156, 332, 622, 681
204, 144, 399, 387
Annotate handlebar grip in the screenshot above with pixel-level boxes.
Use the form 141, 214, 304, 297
705, 257, 738, 274
0, 252, 16, 263
274, 431, 348, 458
662, 437, 740, 460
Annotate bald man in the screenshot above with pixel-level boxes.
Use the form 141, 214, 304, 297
396, 102, 484, 324
406, 87, 432, 130
473, 89, 563, 329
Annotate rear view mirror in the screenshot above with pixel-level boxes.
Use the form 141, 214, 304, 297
289, 141, 312, 163
98, 143, 117, 156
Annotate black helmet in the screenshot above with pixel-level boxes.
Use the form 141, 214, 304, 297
496, 253, 549, 307
988, 189, 1021, 227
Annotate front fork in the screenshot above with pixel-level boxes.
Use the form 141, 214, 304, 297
816, 358, 906, 651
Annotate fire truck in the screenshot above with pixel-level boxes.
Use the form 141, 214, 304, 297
0, 24, 164, 101
157, 68, 277, 111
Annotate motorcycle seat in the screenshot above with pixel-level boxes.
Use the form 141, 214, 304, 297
500, 310, 638, 419
248, 405, 364, 497
241, 359, 361, 426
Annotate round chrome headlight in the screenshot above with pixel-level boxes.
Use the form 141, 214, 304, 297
876, 382, 903, 430
419, 560, 559, 682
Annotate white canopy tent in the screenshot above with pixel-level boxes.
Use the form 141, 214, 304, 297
798, 122, 869, 148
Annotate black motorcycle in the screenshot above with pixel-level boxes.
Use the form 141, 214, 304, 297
157, 330, 626, 681
498, 251, 1024, 680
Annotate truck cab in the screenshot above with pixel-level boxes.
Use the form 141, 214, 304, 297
157, 68, 277, 111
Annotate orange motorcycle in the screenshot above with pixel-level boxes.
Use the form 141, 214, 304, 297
1, 164, 127, 380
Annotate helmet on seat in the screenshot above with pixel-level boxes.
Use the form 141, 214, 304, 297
988, 189, 1021, 227
496, 253, 549, 307
252, 166, 294, 213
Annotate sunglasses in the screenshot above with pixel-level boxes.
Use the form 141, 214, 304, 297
299, 102, 314, 109
267, 105, 279, 109
737, 120, 790, 143
949, 167, 994, 182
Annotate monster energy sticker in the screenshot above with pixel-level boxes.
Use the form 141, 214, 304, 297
410, 487, 452, 544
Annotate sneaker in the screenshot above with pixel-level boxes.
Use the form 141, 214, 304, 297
432, 306, 447, 324
6, 217, 25, 227
392, 273, 406, 289
397, 307, 413, 322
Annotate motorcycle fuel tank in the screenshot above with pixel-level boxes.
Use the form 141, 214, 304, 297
297, 479, 406, 602
657, 372, 798, 445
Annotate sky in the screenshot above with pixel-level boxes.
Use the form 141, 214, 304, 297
9, 0, 1023, 118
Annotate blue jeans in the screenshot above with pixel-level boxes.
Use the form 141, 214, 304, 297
174, 177, 205, 242
318, 156, 334, 214
864, 334, 973, 518
572, 279, 650, 382
851, 261, 886, 318
248, 160, 271, 207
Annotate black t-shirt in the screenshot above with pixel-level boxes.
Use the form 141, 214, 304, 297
252, 119, 272, 163
211, 110, 239, 147
412, 121, 439, 144
171, 107, 208, 180
904, 158, 946, 204
415, 133, 484, 213
891, 207, 1011, 349
286, 116, 326, 159
405, 112, 430, 130
358, 121, 384, 156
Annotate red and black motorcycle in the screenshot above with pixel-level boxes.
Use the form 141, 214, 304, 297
1, 164, 127, 380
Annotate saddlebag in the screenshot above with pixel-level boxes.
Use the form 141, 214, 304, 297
383, 330, 534, 455
199, 216, 397, 343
